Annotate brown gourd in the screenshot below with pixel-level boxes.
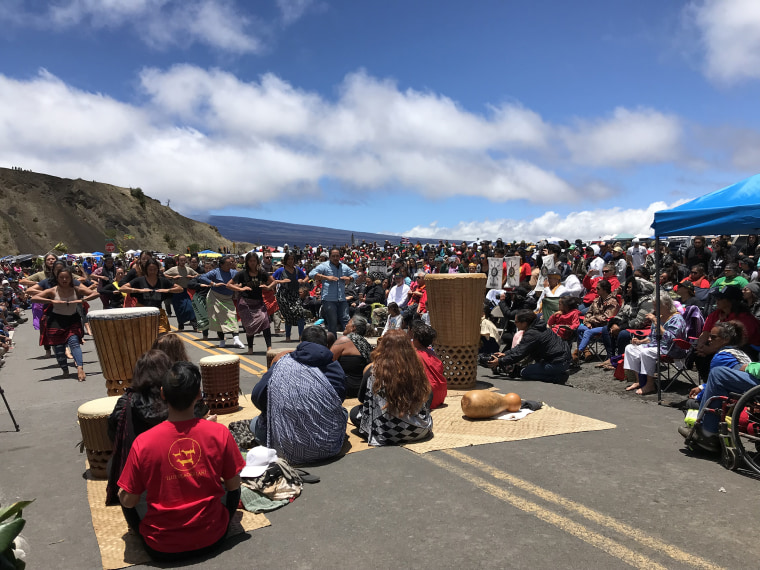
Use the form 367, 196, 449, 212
461, 390, 522, 419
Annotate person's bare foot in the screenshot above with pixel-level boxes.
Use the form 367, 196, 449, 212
636, 385, 656, 395
625, 383, 640, 391
77, 367, 86, 382
245, 349, 254, 355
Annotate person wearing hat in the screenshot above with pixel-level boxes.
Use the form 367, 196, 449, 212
694, 286, 760, 381
676, 280, 705, 312
535, 269, 566, 316
743, 282, 760, 320
387, 272, 410, 307
627, 238, 648, 271
611, 246, 628, 282
118, 362, 245, 561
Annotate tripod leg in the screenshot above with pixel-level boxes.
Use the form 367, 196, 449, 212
0, 385, 20, 432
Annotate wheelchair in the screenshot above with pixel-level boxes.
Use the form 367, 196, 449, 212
684, 384, 760, 475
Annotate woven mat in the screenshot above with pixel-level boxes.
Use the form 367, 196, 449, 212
216, 396, 373, 456
401, 394, 616, 454
86, 473, 270, 570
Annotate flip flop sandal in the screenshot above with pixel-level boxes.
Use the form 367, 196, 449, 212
295, 469, 320, 484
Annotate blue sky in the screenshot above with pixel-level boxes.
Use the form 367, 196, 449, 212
2, 0, 760, 241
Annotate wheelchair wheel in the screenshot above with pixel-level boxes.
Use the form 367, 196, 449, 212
730, 384, 760, 475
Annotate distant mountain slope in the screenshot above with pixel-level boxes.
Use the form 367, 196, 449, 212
0, 168, 234, 255
197, 215, 449, 248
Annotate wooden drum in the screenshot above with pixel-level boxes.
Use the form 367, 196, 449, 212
266, 347, 294, 369
88, 307, 160, 396
425, 273, 487, 389
199, 355, 240, 414
77, 396, 120, 479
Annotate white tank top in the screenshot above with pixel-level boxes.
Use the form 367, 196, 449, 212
54, 287, 79, 315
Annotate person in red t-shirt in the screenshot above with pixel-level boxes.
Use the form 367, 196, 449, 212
118, 362, 245, 562
409, 321, 447, 409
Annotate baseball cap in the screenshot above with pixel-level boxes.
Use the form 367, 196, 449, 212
240, 446, 278, 478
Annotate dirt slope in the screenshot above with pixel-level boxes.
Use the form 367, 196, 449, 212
0, 167, 236, 255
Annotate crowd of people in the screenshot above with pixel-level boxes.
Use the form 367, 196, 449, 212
5, 233, 760, 558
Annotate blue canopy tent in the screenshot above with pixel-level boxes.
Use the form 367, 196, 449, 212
649, 174, 760, 402
652, 174, 760, 236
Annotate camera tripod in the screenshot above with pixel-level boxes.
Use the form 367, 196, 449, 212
0, 384, 20, 431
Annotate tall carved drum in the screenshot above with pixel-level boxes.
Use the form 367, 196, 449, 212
424, 273, 486, 389
199, 355, 240, 414
88, 307, 160, 396
77, 396, 120, 479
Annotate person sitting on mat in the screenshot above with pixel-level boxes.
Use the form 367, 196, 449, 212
350, 329, 433, 446
118, 362, 244, 562
250, 326, 347, 464
487, 309, 572, 384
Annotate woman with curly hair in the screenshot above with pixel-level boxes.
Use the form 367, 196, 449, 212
349, 329, 432, 446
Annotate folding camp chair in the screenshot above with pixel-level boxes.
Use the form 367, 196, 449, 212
660, 338, 699, 392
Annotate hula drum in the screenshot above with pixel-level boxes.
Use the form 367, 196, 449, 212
199, 355, 241, 414
88, 307, 160, 396
77, 396, 120, 479
425, 273, 487, 389
266, 347, 293, 369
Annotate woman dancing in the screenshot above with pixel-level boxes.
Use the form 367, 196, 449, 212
272, 252, 309, 342
227, 252, 275, 354
30, 267, 99, 381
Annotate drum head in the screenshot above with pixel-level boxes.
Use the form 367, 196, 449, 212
88, 307, 160, 320
200, 354, 240, 366
77, 396, 121, 417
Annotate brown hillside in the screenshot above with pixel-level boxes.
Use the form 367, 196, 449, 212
0, 167, 239, 255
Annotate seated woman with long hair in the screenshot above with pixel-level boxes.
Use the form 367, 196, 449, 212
106, 349, 207, 504
349, 330, 432, 446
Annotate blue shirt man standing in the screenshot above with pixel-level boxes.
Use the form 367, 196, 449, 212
308, 248, 357, 334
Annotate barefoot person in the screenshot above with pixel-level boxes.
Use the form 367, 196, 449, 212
623, 294, 688, 395
30, 267, 98, 381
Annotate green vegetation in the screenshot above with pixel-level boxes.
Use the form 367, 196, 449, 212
130, 187, 147, 209
0, 499, 33, 569
53, 242, 67, 253
164, 233, 177, 251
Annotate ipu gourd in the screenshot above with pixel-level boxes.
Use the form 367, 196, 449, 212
461, 390, 522, 419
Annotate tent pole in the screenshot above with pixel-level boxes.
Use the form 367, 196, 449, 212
655, 236, 662, 404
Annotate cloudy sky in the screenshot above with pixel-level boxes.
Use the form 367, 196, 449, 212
1, 0, 759, 242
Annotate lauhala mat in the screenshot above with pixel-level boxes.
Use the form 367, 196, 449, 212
401, 394, 616, 454
86, 471, 270, 570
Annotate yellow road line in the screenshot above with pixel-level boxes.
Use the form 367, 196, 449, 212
443, 449, 723, 570
421, 453, 667, 570
170, 330, 263, 376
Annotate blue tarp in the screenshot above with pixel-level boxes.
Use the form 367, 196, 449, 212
651, 174, 760, 236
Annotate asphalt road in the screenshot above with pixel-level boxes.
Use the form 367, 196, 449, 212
1, 319, 759, 569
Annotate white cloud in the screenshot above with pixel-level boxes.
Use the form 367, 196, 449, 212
276, 0, 315, 25
403, 202, 682, 243
686, 0, 760, 84
561, 107, 682, 167
0, 66, 712, 220
13, 0, 262, 53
